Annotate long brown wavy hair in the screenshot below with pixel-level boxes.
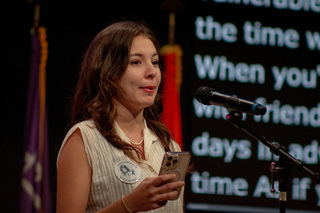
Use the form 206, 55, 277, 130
71, 20, 172, 162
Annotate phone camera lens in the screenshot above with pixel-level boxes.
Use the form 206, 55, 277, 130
166, 162, 171, 167
173, 159, 178, 164
168, 156, 173, 161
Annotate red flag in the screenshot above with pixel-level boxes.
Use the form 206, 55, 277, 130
20, 26, 52, 213
161, 45, 183, 149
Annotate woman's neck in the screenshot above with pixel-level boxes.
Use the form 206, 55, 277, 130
116, 104, 145, 142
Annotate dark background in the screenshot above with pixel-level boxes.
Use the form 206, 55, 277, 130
3, 0, 320, 212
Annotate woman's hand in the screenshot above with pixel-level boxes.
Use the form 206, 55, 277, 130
123, 174, 185, 212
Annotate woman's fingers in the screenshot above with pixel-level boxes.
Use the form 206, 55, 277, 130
126, 175, 185, 212
152, 176, 185, 201
154, 174, 185, 192
153, 173, 177, 186
159, 180, 184, 193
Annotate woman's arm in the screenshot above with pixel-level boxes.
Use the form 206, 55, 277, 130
57, 129, 92, 212
57, 129, 131, 213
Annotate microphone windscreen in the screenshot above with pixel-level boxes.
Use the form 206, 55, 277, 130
195, 87, 214, 105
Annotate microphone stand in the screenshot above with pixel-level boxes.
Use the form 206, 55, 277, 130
225, 111, 320, 213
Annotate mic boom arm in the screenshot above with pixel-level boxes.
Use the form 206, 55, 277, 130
226, 111, 320, 213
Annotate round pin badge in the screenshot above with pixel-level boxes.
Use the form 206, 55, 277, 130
114, 160, 141, 184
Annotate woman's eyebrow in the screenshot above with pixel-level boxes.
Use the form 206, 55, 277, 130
129, 52, 159, 57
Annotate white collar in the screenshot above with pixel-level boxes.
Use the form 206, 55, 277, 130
114, 119, 158, 159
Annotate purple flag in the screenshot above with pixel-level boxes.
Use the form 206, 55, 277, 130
20, 27, 52, 213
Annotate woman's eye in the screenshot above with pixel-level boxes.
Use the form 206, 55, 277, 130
131, 60, 140, 65
152, 60, 159, 66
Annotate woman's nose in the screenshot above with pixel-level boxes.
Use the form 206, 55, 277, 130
145, 63, 157, 78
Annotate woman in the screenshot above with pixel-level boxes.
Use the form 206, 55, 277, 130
56, 20, 185, 213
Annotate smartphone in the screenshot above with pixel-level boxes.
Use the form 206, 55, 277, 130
158, 151, 191, 200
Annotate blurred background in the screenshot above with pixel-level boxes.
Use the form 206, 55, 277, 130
3, 0, 320, 212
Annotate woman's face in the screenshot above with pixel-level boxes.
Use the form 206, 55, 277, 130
116, 35, 161, 113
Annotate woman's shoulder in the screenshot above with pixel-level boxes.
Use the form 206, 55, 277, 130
65, 120, 96, 136
169, 139, 182, 152
60, 120, 98, 150
73, 119, 96, 129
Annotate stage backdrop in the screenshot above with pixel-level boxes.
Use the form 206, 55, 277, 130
181, 0, 320, 212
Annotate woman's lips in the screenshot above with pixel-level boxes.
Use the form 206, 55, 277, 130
141, 86, 155, 93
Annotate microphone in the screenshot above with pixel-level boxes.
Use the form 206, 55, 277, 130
195, 86, 267, 115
